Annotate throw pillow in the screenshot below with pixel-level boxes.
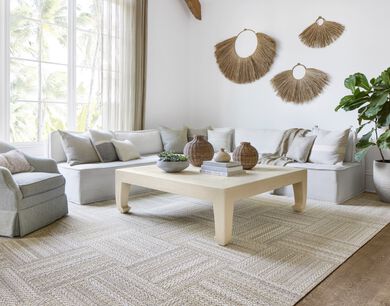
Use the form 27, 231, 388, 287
159, 127, 188, 153
0, 155, 11, 169
286, 135, 317, 163
112, 139, 141, 161
309, 128, 350, 164
89, 129, 118, 162
0, 150, 34, 174
208, 128, 234, 152
186, 126, 212, 141
58, 130, 100, 166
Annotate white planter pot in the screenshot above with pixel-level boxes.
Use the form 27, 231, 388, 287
373, 160, 390, 203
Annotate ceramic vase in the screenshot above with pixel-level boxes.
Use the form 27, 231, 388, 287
232, 142, 258, 170
183, 135, 214, 167
214, 148, 231, 163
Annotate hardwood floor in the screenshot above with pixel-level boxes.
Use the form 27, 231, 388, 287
297, 222, 390, 305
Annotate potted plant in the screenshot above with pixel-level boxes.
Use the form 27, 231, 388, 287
157, 152, 190, 173
335, 68, 390, 202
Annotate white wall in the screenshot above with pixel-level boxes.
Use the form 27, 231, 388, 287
145, 0, 390, 191
185, 0, 389, 130
144, 0, 192, 129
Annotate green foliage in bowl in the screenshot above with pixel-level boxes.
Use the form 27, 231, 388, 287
158, 152, 188, 162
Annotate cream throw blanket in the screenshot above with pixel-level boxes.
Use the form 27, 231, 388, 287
260, 128, 309, 166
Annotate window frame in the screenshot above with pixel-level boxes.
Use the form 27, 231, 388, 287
0, 0, 107, 151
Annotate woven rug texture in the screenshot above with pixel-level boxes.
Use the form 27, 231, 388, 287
0, 192, 389, 305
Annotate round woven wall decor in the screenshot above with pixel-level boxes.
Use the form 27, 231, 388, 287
299, 16, 345, 48
214, 29, 277, 84
271, 63, 330, 104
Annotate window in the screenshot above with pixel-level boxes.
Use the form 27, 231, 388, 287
3, 0, 108, 144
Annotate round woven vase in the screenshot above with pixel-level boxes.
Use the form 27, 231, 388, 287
183, 135, 214, 167
233, 142, 259, 170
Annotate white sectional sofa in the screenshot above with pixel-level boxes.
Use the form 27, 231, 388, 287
234, 128, 364, 203
50, 130, 163, 204
49, 127, 364, 205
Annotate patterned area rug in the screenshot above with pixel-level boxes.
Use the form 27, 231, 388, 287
0, 192, 389, 305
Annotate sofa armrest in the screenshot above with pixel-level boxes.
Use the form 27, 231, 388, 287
0, 167, 22, 210
24, 154, 60, 173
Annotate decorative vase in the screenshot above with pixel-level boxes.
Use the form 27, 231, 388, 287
373, 160, 390, 203
214, 148, 231, 163
233, 142, 259, 170
157, 160, 189, 173
183, 135, 214, 167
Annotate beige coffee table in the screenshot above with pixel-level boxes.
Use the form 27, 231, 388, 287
116, 165, 307, 246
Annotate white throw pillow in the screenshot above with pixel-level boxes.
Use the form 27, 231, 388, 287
0, 150, 34, 174
114, 129, 163, 155
112, 139, 140, 161
286, 135, 317, 163
208, 128, 234, 152
309, 128, 350, 164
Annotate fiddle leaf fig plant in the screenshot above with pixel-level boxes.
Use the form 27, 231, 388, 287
335, 68, 390, 162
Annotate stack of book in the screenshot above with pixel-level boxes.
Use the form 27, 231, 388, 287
200, 161, 245, 177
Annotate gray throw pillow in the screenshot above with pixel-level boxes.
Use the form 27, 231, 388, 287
89, 129, 118, 162
58, 130, 100, 166
186, 126, 211, 141
309, 128, 350, 164
159, 127, 188, 153
286, 136, 317, 163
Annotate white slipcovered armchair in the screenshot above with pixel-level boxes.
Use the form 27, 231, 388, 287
0, 142, 68, 237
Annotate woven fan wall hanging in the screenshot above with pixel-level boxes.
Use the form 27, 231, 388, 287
299, 16, 345, 48
215, 29, 276, 84
271, 63, 329, 104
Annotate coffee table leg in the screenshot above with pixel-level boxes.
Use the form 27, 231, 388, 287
213, 197, 234, 246
293, 179, 307, 212
116, 181, 131, 214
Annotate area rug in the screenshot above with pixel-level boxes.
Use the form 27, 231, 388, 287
0, 193, 389, 305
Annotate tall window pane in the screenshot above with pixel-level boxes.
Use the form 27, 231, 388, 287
75, 0, 103, 131
9, 0, 68, 143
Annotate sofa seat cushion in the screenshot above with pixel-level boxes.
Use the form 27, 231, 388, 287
58, 154, 159, 171
58, 154, 159, 204
13, 172, 65, 198
285, 162, 360, 171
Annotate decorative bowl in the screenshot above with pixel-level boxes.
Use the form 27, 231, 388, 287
157, 160, 189, 173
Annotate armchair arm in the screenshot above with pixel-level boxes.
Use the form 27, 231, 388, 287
24, 154, 60, 173
0, 167, 22, 210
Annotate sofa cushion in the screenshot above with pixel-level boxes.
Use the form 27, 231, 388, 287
114, 130, 163, 155
235, 128, 284, 154
58, 154, 159, 171
159, 127, 188, 153
186, 126, 211, 141
13, 172, 65, 198
89, 129, 118, 162
58, 154, 159, 204
286, 135, 316, 163
112, 139, 140, 161
309, 128, 350, 165
58, 130, 100, 166
285, 162, 359, 171
208, 128, 234, 152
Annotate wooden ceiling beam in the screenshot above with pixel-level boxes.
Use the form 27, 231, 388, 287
185, 0, 202, 20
